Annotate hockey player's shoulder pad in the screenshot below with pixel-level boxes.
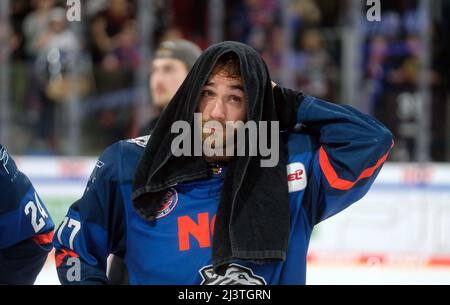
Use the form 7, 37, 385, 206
125, 135, 150, 148
117, 136, 150, 182
0, 144, 16, 177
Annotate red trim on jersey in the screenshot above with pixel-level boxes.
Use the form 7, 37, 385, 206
56, 249, 80, 267
319, 142, 394, 190
32, 230, 54, 245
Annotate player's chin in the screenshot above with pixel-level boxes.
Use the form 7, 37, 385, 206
204, 154, 233, 163
153, 95, 170, 108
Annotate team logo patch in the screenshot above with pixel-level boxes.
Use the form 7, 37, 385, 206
127, 135, 150, 148
199, 264, 266, 285
287, 162, 307, 192
156, 188, 178, 219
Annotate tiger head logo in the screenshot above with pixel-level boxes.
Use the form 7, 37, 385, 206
199, 264, 266, 285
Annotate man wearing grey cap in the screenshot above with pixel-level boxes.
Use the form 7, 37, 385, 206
139, 39, 202, 135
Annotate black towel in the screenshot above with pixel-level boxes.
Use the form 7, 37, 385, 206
132, 41, 293, 274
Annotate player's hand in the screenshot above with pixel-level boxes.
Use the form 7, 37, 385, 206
272, 84, 304, 132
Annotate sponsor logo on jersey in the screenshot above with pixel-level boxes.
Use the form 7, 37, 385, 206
287, 162, 307, 192
127, 135, 150, 148
156, 187, 178, 219
199, 264, 266, 285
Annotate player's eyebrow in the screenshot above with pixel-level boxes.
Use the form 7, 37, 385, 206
229, 84, 244, 92
204, 81, 244, 92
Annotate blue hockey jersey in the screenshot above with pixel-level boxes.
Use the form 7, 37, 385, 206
0, 145, 54, 284
53, 96, 393, 284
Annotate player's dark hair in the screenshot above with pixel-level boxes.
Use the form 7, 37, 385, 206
210, 52, 241, 79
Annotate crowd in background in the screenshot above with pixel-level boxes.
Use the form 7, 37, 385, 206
4, 0, 450, 161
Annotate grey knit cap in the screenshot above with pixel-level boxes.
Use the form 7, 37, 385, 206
154, 39, 202, 70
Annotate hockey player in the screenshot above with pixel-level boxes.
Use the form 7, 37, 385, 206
0, 144, 54, 284
53, 41, 393, 284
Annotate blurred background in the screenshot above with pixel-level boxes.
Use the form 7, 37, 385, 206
0, 0, 449, 284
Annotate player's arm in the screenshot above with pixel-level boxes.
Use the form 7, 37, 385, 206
0, 233, 53, 285
0, 145, 54, 284
274, 87, 393, 225
52, 143, 125, 285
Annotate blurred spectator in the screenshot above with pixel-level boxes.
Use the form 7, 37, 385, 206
290, 0, 321, 27
363, 3, 447, 161
89, 0, 136, 92
228, 0, 281, 50
227, 0, 283, 82
35, 7, 84, 153
261, 25, 284, 82
9, 0, 32, 60
35, 7, 88, 103
87, 0, 137, 148
169, 0, 208, 49
90, 0, 135, 65
35, 7, 80, 56
22, 0, 56, 59
288, 28, 335, 99
21, 0, 57, 153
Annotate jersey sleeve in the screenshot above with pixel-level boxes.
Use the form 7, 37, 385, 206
0, 144, 54, 284
296, 96, 394, 225
52, 142, 126, 284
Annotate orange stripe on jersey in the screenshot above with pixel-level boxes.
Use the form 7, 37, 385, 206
56, 249, 80, 267
319, 142, 394, 190
32, 230, 54, 245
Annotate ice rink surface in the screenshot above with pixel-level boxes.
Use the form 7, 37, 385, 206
35, 260, 450, 285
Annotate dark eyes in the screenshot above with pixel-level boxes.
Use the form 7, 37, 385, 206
230, 95, 242, 103
201, 89, 215, 97
201, 90, 242, 104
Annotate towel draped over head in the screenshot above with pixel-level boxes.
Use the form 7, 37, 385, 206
132, 41, 291, 274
